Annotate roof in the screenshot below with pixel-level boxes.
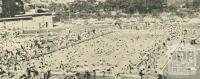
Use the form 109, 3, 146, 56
15, 12, 52, 17
0, 16, 32, 22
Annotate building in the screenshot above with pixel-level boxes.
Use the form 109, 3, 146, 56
0, 0, 54, 34
0, 13, 53, 32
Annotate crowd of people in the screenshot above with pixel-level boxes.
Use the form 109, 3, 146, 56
0, 15, 200, 79
0, 24, 113, 79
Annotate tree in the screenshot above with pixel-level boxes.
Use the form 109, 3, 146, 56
87, 0, 97, 4
70, 0, 96, 13
1, 0, 25, 17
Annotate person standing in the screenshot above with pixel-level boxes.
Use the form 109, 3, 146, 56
139, 70, 145, 79
92, 70, 96, 79
102, 71, 105, 78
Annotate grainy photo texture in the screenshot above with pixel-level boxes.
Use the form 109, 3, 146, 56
0, 0, 200, 79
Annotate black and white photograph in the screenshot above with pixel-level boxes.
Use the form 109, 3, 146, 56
0, 0, 200, 79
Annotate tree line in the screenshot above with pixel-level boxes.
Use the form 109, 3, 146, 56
48, 0, 200, 20
49, 0, 168, 14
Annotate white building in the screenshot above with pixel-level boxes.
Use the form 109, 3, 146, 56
0, 13, 53, 31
